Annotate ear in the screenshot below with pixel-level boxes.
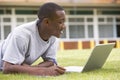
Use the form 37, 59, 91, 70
42, 18, 50, 25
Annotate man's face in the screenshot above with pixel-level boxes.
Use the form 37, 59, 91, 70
49, 10, 66, 38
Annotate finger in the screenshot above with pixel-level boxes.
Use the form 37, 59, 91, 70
54, 71, 61, 76
57, 66, 66, 70
55, 68, 65, 74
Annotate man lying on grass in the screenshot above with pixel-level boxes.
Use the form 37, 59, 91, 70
0, 2, 66, 76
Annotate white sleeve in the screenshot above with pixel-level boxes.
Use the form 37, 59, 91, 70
2, 34, 28, 65
41, 38, 59, 65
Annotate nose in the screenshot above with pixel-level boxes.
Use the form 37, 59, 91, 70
62, 23, 66, 30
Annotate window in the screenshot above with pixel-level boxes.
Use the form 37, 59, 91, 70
17, 18, 24, 22
102, 10, 120, 15
69, 10, 93, 15
16, 16, 37, 26
5, 9, 11, 14
99, 25, 113, 38
116, 24, 120, 37
0, 9, 11, 14
4, 25, 11, 39
27, 18, 36, 22
0, 26, 1, 40
68, 16, 93, 39
87, 18, 93, 22
69, 18, 84, 22
69, 25, 85, 38
88, 25, 93, 38
116, 17, 120, 37
98, 18, 104, 22
3, 18, 11, 22
15, 10, 37, 15
116, 18, 120, 23
0, 10, 4, 14
107, 18, 113, 22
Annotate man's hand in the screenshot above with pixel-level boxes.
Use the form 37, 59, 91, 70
3, 61, 66, 76
30, 65, 65, 76
41, 65, 66, 76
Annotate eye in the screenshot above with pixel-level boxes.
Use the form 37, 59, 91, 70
58, 20, 65, 24
58, 21, 62, 24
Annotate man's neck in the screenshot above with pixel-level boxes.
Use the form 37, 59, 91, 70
38, 26, 50, 41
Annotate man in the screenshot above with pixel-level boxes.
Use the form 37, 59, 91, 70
0, 2, 66, 76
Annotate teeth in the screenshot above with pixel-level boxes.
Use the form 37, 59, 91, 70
61, 31, 63, 34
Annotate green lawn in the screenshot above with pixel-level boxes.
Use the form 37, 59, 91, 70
0, 48, 120, 80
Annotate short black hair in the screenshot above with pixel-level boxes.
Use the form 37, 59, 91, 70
37, 2, 64, 20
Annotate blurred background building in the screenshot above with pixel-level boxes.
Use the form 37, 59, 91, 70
0, 0, 120, 50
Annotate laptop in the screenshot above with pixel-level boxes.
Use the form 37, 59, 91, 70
64, 43, 115, 73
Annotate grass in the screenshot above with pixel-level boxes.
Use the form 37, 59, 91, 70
0, 48, 120, 80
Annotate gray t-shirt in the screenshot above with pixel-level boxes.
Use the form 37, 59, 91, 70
0, 20, 59, 70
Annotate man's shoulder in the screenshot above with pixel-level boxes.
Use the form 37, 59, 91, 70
13, 20, 37, 36
16, 20, 36, 31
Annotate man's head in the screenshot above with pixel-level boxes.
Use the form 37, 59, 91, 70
38, 2, 64, 20
37, 2, 66, 38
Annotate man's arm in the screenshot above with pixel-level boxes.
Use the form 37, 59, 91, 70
35, 61, 55, 67
22, 60, 55, 67
2, 61, 65, 76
